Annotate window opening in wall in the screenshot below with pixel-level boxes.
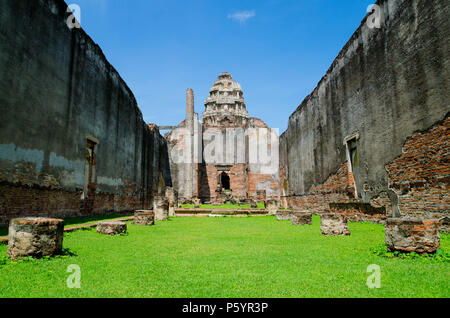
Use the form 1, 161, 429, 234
344, 133, 359, 199
348, 139, 358, 173
85, 138, 98, 198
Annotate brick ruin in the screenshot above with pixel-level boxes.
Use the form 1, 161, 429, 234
0, 0, 448, 240
165, 73, 280, 205
279, 0, 449, 225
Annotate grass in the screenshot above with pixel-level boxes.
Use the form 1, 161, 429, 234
63, 214, 133, 228
0, 214, 133, 237
181, 203, 265, 209
0, 215, 449, 298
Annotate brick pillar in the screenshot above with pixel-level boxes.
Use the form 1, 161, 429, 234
8, 218, 64, 260
186, 88, 194, 120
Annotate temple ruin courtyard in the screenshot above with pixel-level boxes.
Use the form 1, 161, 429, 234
0, 215, 448, 298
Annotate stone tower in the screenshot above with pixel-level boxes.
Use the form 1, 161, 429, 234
202, 72, 249, 128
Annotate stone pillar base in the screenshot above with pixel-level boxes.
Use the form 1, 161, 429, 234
266, 200, 279, 215
7, 217, 64, 260
292, 212, 312, 225
276, 211, 292, 221
134, 210, 155, 226
385, 218, 440, 254
97, 221, 127, 235
154, 196, 169, 221
321, 213, 350, 236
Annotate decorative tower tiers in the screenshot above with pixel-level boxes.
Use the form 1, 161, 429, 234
202, 72, 249, 128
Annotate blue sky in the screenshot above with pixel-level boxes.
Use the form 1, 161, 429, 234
74, 0, 375, 132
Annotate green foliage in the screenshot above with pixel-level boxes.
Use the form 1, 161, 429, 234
0, 255, 7, 266
371, 244, 450, 263
0, 216, 448, 298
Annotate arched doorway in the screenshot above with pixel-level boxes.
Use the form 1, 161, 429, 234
221, 172, 230, 191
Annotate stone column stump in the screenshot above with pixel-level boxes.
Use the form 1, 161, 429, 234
154, 196, 169, 221
193, 198, 202, 208
266, 200, 279, 215
321, 213, 350, 236
292, 212, 313, 225
385, 218, 440, 254
165, 187, 177, 216
7, 217, 64, 260
97, 221, 127, 235
168, 202, 176, 217
134, 210, 155, 226
276, 211, 292, 221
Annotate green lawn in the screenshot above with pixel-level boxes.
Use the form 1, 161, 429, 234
0, 214, 133, 237
181, 203, 265, 209
0, 216, 448, 298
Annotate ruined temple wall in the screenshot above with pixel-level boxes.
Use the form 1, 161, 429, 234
0, 0, 170, 224
167, 118, 280, 203
281, 0, 449, 218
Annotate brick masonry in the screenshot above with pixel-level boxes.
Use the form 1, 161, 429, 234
0, 183, 147, 226
292, 212, 312, 225
329, 203, 387, 224
320, 214, 351, 236
386, 116, 450, 219
0, 0, 171, 226
276, 211, 292, 221
286, 162, 359, 214
96, 221, 127, 236
7, 217, 64, 260
280, 0, 449, 225
385, 218, 440, 254
134, 210, 155, 226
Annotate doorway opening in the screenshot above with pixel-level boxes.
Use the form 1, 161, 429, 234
221, 172, 230, 191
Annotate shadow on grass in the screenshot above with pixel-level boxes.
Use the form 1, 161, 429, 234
64, 214, 132, 227
0, 214, 132, 237
61, 248, 78, 257
0, 248, 78, 266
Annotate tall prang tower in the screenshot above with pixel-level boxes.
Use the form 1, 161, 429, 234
202, 72, 249, 128
165, 72, 280, 204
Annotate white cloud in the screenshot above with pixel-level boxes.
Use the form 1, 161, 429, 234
227, 10, 256, 24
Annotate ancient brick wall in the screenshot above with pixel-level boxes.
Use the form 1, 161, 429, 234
0, 0, 171, 225
287, 162, 356, 213
386, 116, 450, 219
281, 0, 449, 220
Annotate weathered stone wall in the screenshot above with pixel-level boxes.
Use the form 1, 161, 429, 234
0, 0, 171, 225
281, 0, 449, 219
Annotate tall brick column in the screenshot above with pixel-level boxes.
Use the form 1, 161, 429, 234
186, 88, 194, 119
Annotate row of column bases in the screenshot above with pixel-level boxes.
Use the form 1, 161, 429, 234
278, 212, 442, 254
6, 210, 442, 260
